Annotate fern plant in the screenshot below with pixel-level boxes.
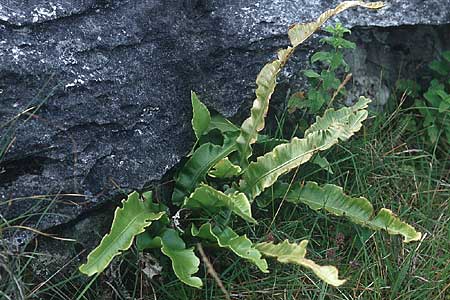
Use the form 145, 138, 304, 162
79, 1, 421, 289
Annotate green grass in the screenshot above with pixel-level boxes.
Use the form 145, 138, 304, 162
1, 103, 449, 299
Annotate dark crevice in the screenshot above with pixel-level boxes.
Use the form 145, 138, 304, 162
33, 195, 120, 236
76, 38, 145, 55
0, 156, 52, 185
183, 0, 215, 18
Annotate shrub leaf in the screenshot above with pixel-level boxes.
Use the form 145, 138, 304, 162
79, 192, 165, 276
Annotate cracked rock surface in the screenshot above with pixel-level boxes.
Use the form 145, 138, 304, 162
1, 0, 449, 245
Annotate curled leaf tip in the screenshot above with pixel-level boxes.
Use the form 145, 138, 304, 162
256, 240, 346, 286
375, 209, 422, 243
268, 181, 422, 243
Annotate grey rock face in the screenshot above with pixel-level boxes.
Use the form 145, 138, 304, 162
1, 0, 449, 245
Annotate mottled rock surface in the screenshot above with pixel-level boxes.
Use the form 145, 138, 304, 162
1, 0, 449, 245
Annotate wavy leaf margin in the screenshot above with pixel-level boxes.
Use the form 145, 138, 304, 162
209, 157, 242, 178
287, 182, 421, 242
192, 223, 268, 273
184, 184, 257, 224
79, 192, 165, 276
157, 229, 203, 288
240, 97, 370, 200
256, 240, 346, 286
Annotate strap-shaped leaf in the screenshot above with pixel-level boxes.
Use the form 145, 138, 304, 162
184, 184, 257, 224
191, 91, 211, 139
236, 51, 286, 166
172, 132, 238, 205
79, 192, 165, 276
288, 1, 384, 47
288, 182, 421, 242
236, 1, 383, 166
157, 229, 203, 288
256, 240, 346, 286
209, 157, 242, 178
192, 223, 268, 273
240, 97, 370, 200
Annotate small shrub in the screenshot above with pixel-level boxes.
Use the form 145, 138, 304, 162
288, 23, 355, 115
397, 50, 450, 149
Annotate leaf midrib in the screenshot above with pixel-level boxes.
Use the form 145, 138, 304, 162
245, 134, 337, 196
244, 112, 366, 196
187, 142, 238, 193
89, 210, 160, 271
287, 193, 372, 225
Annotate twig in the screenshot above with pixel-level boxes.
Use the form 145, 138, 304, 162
196, 243, 231, 300
328, 73, 353, 108
3, 225, 76, 242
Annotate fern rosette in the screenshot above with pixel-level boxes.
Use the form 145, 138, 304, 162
80, 1, 422, 290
